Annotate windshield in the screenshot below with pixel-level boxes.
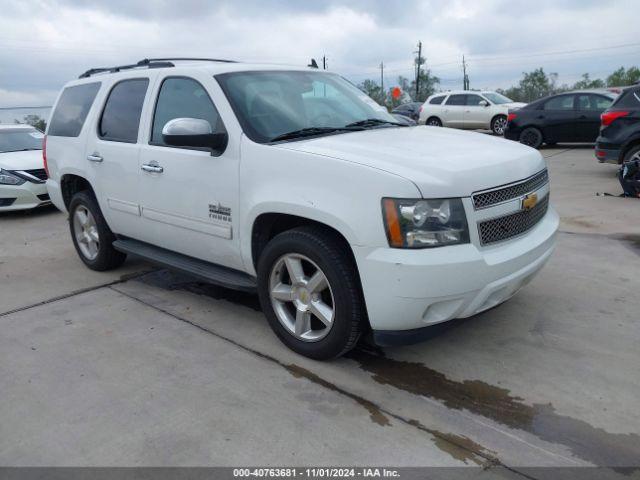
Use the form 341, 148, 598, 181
216, 70, 399, 143
0, 128, 43, 153
482, 92, 514, 105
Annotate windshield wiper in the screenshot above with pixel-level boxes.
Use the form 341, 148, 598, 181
345, 118, 406, 128
269, 126, 362, 142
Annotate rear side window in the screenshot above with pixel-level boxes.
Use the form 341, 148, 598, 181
576, 94, 613, 111
151, 77, 223, 146
99, 78, 149, 143
544, 95, 574, 110
48, 83, 101, 137
612, 88, 640, 109
445, 94, 466, 106
429, 96, 445, 105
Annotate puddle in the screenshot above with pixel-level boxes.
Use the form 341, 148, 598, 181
135, 269, 262, 311
348, 349, 640, 467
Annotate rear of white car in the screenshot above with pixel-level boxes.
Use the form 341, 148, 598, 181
0, 125, 50, 211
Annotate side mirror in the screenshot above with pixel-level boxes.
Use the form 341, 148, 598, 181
479, 100, 489, 107
162, 118, 228, 153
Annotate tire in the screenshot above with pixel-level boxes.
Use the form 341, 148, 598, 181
68, 190, 126, 271
426, 117, 442, 127
519, 127, 544, 149
491, 115, 508, 136
623, 144, 640, 163
257, 226, 365, 360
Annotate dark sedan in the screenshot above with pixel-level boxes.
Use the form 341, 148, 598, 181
504, 90, 617, 149
391, 102, 423, 122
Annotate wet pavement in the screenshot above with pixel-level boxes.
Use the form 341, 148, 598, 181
1, 146, 639, 476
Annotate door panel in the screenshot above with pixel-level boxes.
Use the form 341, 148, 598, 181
575, 94, 613, 142
540, 94, 577, 142
84, 77, 152, 238
463, 94, 491, 129
443, 94, 466, 127
137, 74, 242, 270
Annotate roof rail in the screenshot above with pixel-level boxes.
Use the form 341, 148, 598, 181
142, 57, 238, 64
78, 59, 174, 79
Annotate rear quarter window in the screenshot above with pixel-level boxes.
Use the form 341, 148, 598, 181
611, 88, 640, 109
430, 96, 445, 105
48, 83, 101, 137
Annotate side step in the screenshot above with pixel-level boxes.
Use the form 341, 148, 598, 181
113, 238, 257, 292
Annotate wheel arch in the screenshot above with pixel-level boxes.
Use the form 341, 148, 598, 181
60, 174, 96, 209
620, 136, 640, 163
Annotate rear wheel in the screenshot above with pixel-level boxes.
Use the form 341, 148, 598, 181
257, 226, 364, 360
491, 115, 508, 135
623, 144, 640, 163
519, 127, 544, 149
69, 191, 126, 271
426, 117, 442, 127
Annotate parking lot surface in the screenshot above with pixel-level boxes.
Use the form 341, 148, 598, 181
1, 144, 639, 475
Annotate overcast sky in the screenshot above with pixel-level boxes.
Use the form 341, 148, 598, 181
0, 0, 638, 107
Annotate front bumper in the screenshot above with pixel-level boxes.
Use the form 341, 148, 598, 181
353, 206, 559, 335
503, 127, 520, 141
0, 181, 50, 212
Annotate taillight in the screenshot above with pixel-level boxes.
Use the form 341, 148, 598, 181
418, 106, 423, 114
601, 110, 629, 127
507, 113, 517, 122
43, 135, 48, 177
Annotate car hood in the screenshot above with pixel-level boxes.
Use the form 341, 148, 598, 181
275, 126, 546, 198
0, 150, 44, 171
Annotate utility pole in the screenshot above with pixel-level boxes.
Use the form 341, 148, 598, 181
462, 55, 469, 90
414, 41, 422, 100
380, 62, 384, 104
322, 56, 327, 70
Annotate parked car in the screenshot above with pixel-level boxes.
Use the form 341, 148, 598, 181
595, 84, 640, 164
45, 58, 558, 360
391, 113, 417, 126
504, 90, 617, 149
418, 90, 526, 135
391, 102, 422, 122
0, 124, 50, 211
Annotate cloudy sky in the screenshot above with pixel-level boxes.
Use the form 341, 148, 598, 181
0, 0, 638, 108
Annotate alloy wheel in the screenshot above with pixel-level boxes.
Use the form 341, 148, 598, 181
269, 253, 335, 342
493, 117, 508, 135
73, 205, 100, 260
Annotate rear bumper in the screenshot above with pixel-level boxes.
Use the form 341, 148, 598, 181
354, 207, 559, 333
0, 182, 49, 212
594, 144, 621, 164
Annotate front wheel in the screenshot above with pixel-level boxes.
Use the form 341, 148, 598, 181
69, 191, 126, 271
519, 127, 544, 149
257, 226, 365, 360
491, 115, 508, 136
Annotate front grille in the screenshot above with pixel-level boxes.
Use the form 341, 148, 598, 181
0, 198, 17, 207
24, 169, 48, 182
478, 195, 549, 245
473, 170, 548, 209
37, 193, 50, 201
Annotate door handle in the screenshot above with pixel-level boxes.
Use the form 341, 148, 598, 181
141, 163, 164, 173
87, 154, 103, 163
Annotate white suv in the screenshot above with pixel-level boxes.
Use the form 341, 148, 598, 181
418, 90, 526, 135
45, 58, 558, 359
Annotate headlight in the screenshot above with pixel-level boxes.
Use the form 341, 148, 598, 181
382, 198, 469, 248
0, 169, 25, 186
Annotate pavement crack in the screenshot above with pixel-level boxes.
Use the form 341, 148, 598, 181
109, 285, 538, 479
0, 269, 154, 318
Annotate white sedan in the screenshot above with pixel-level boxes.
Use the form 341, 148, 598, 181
418, 91, 526, 135
0, 125, 50, 211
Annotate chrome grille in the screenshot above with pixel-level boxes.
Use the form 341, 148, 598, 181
478, 195, 549, 246
473, 170, 548, 209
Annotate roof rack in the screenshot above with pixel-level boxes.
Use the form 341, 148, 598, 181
78, 57, 238, 79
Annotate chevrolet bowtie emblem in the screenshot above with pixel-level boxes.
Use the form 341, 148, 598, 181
522, 193, 538, 211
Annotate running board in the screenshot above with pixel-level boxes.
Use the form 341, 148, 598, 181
113, 238, 257, 292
